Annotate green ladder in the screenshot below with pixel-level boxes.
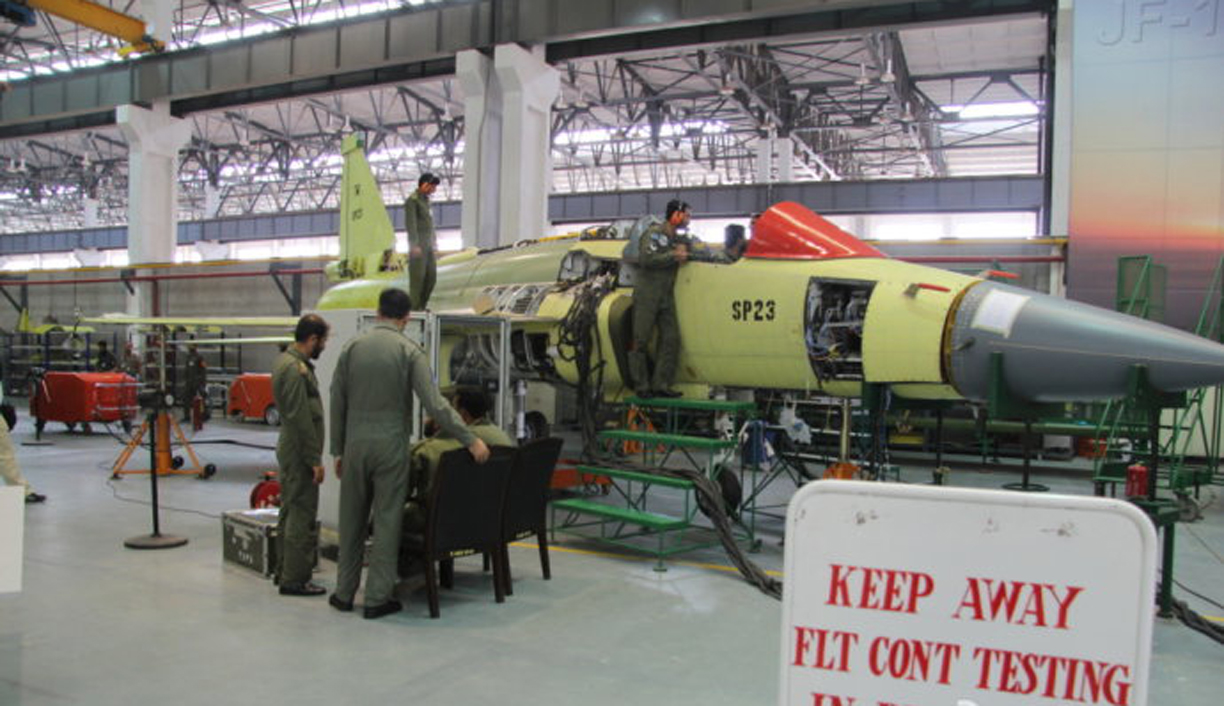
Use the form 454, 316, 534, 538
1092, 256, 1164, 488
1159, 255, 1224, 495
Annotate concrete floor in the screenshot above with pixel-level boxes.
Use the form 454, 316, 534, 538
1, 417, 1221, 705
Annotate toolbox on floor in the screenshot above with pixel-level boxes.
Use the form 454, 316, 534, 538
221, 508, 318, 577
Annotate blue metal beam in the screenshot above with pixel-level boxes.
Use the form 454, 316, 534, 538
0, 0, 1053, 139
0, 176, 1043, 255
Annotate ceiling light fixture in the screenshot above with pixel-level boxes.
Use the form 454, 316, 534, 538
854, 63, 871, 87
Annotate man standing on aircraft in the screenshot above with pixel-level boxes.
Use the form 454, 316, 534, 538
271, 314, 330, 597
405, 172, 442, 310
329, 288, 491, 619
628, 199, 692, 398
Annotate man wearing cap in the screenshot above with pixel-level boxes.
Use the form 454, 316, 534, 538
405, 173, 442, 310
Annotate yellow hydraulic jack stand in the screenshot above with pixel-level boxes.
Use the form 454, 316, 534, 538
111, 411, 217, 479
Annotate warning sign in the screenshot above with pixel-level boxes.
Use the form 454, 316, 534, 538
779, 482, 1157, 706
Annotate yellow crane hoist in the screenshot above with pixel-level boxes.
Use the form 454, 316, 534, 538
23, 0, 165, 55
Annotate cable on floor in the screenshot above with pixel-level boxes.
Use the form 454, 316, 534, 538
1183, 523, 1224, 566
1169, 596, 1224, 646
104, 477, 221, 520
591, 460, 782, 601
1173, 578, 1224, 612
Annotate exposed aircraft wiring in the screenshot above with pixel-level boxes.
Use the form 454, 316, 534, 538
554, 272, 614, 457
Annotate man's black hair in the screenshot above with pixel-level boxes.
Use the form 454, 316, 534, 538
97, 340, 109, 349
294, 313, 329, 343
666, 199, 690, 220
378, 287, 413, 319
724, 224, 746, 249
418, 172, 441, 187
452, 387, 490, 420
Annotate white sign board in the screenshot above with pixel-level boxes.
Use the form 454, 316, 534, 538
0, 486, 24, 593
780, 481, 1156, 706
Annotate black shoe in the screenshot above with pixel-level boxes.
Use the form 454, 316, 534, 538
654, 388, 683, 398
24, 493, 46, 504
329, 594, 354, 612
363, 600, 403, 620
279, 582, 327, 597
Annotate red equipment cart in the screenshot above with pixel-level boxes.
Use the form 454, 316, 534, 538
228, 373, 278, 425
30, 371, 139, 434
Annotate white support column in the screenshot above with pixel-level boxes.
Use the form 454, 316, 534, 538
776, 136, 795, 182
82, 198, 99, 227
117, 103, 192, 316
457, 50, 502, 249
494, 44, 559, 246
204, 184, 222, 218
755, 136, 773, 183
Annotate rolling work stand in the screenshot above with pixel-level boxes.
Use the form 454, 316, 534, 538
1092, 364, 1187, 618
550, 395, 754, 569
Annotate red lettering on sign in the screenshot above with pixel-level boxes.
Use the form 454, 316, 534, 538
791, 626, 859, 672
866, 636, 961, 685
953, 578, 1084, 629
825, 564, 935, 614
972, 646, 1132, 705
811, 693, 856, 706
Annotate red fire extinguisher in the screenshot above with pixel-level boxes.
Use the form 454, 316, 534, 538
1125, 463, 1149, 498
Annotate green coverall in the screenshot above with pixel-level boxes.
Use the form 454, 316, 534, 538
402, 418, 514, 533
329, 322, 476, 607
181, 349, 207, 419
271, 347, 324, 587
628, 223, 691, 393
405, 190, 437, 310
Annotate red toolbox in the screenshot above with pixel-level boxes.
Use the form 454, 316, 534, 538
228, 373, 277, 425
31, 372, 139, 433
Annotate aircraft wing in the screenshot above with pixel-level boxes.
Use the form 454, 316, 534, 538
83, 314, 299, 328
167, 336, 294, 346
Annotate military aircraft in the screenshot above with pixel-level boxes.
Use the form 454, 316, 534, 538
314, 138, 1224, 407
90, 134, 1224, 408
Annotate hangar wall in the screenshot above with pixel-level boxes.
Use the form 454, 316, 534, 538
1065, 0, 1224, 329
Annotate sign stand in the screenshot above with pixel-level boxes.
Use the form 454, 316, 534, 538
780, 482, 1157, 706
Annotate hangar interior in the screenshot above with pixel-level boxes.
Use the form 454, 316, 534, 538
0, 1, 1222, 704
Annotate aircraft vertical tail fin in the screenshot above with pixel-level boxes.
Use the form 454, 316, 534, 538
327, 134, 396, 282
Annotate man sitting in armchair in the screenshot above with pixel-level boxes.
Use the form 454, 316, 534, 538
402, 387, 514, 535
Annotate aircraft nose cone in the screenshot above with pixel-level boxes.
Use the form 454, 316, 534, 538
948, 282, 1224, 403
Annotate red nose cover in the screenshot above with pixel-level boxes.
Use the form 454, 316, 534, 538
746, 202, 884, 260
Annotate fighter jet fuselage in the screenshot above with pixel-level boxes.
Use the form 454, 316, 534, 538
317, 201, 1224, 404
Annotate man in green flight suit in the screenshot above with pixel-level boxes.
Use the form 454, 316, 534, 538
628, 199, 692, 398
329, 288, 491, 619
405, 172, 441, 311
402, 387, 514, 535
271, 314, 330, 596
180, 343, 208, 422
